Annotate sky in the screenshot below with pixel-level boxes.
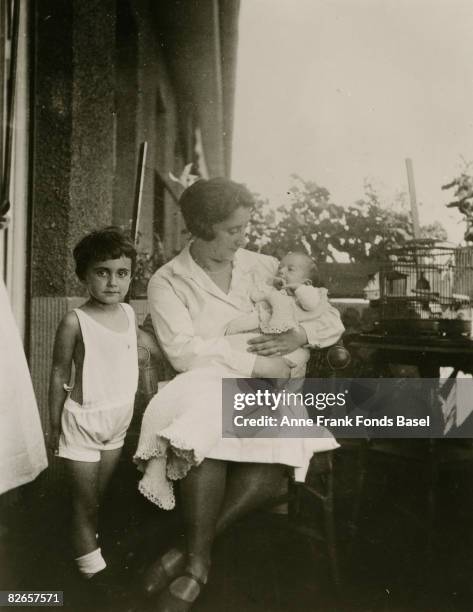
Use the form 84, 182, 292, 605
232, 0, 473, 243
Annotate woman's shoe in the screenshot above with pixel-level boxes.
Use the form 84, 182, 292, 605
155, 571, 206, 612
141, 548, 187, 597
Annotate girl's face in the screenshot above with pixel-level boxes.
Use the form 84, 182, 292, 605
83, 256, 132, 305
207, 206, 251, 261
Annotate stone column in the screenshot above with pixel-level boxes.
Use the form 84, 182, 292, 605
32, 0, 117, 298
30, 1, 117, 480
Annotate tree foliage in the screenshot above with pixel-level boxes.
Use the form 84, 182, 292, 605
247, 175, 447, 263
442, 162, 473, 241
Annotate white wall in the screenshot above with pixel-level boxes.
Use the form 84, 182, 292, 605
1, 1, 29, 337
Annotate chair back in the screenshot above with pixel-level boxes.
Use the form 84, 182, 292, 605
137, 315, 176, 406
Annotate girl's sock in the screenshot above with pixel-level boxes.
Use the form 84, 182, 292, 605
75, 547, 106, 579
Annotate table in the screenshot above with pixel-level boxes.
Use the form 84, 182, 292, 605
349, 333, 473, 377
348, 333, 473, 553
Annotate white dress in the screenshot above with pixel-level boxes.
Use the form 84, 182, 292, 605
0, 280, 48, 495
134, 246, 344, 509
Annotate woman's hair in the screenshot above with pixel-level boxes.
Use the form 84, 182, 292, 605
73, 226, 137, 280
179, 177, 254, 240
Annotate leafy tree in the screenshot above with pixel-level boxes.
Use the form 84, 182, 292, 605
247, 176, 447, 263
442, 162, 473, 241
420, 221, 448, 241
247, 177, 346, 261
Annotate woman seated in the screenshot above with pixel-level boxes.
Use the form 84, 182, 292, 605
134, 178, 344, 611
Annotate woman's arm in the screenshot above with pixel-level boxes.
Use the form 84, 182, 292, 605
48, 312, 79, 452
148, 277, 256, 375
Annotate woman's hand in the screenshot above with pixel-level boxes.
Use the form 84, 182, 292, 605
252, 356, 291, 379
247, 326, 307, 356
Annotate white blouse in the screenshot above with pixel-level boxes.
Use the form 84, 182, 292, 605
147, 244, 344, 376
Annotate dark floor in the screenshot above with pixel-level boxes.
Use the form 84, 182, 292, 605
1, 441, 472, 612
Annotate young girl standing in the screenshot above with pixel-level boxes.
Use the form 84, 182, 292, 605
48, 227, 138, 581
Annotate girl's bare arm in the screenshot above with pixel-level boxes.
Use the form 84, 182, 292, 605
48, 312, 80, 451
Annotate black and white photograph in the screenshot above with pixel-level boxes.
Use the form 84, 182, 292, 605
1, 1, 473, 611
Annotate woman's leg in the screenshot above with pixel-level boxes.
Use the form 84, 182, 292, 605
178, 458, 227, 571
154, 459, 227, 609
216, 462, 287, 535
142, 458, 227, 600
169, 461, 286, 561
152, 461, 286, 609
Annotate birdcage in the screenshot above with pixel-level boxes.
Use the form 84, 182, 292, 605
375, 240, 473, 337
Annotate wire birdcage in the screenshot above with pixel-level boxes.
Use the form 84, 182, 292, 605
374, 241, 473, 337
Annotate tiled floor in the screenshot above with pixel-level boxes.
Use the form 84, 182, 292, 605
1, 443, 472, 612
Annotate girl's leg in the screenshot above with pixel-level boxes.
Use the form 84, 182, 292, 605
216, 462, 287, 535
66, 459, 101, 558
66, 460, 107, 580
98, 448, 122, 500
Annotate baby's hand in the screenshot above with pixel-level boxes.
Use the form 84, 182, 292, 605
280, 282, 303, 294
272, 276, 285, 290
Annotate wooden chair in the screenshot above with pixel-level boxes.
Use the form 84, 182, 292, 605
135, 316, 351, 589
284, 449, 340, 588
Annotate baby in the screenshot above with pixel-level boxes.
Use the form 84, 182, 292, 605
226, 251, 329, 376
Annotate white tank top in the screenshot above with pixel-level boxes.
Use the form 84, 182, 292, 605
74, 303, 138, 410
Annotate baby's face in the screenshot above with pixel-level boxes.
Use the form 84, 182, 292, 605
276, 253, 312, 286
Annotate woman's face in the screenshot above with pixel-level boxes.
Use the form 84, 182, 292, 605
207, 206, 251, 261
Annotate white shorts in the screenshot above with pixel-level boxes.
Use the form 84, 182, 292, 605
58, 397, 133, 462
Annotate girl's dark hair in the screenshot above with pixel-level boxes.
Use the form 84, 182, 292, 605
179, 177, 254, 240
73, 227, 137, 280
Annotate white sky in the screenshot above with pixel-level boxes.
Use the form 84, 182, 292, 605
232, 0, 473, 242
